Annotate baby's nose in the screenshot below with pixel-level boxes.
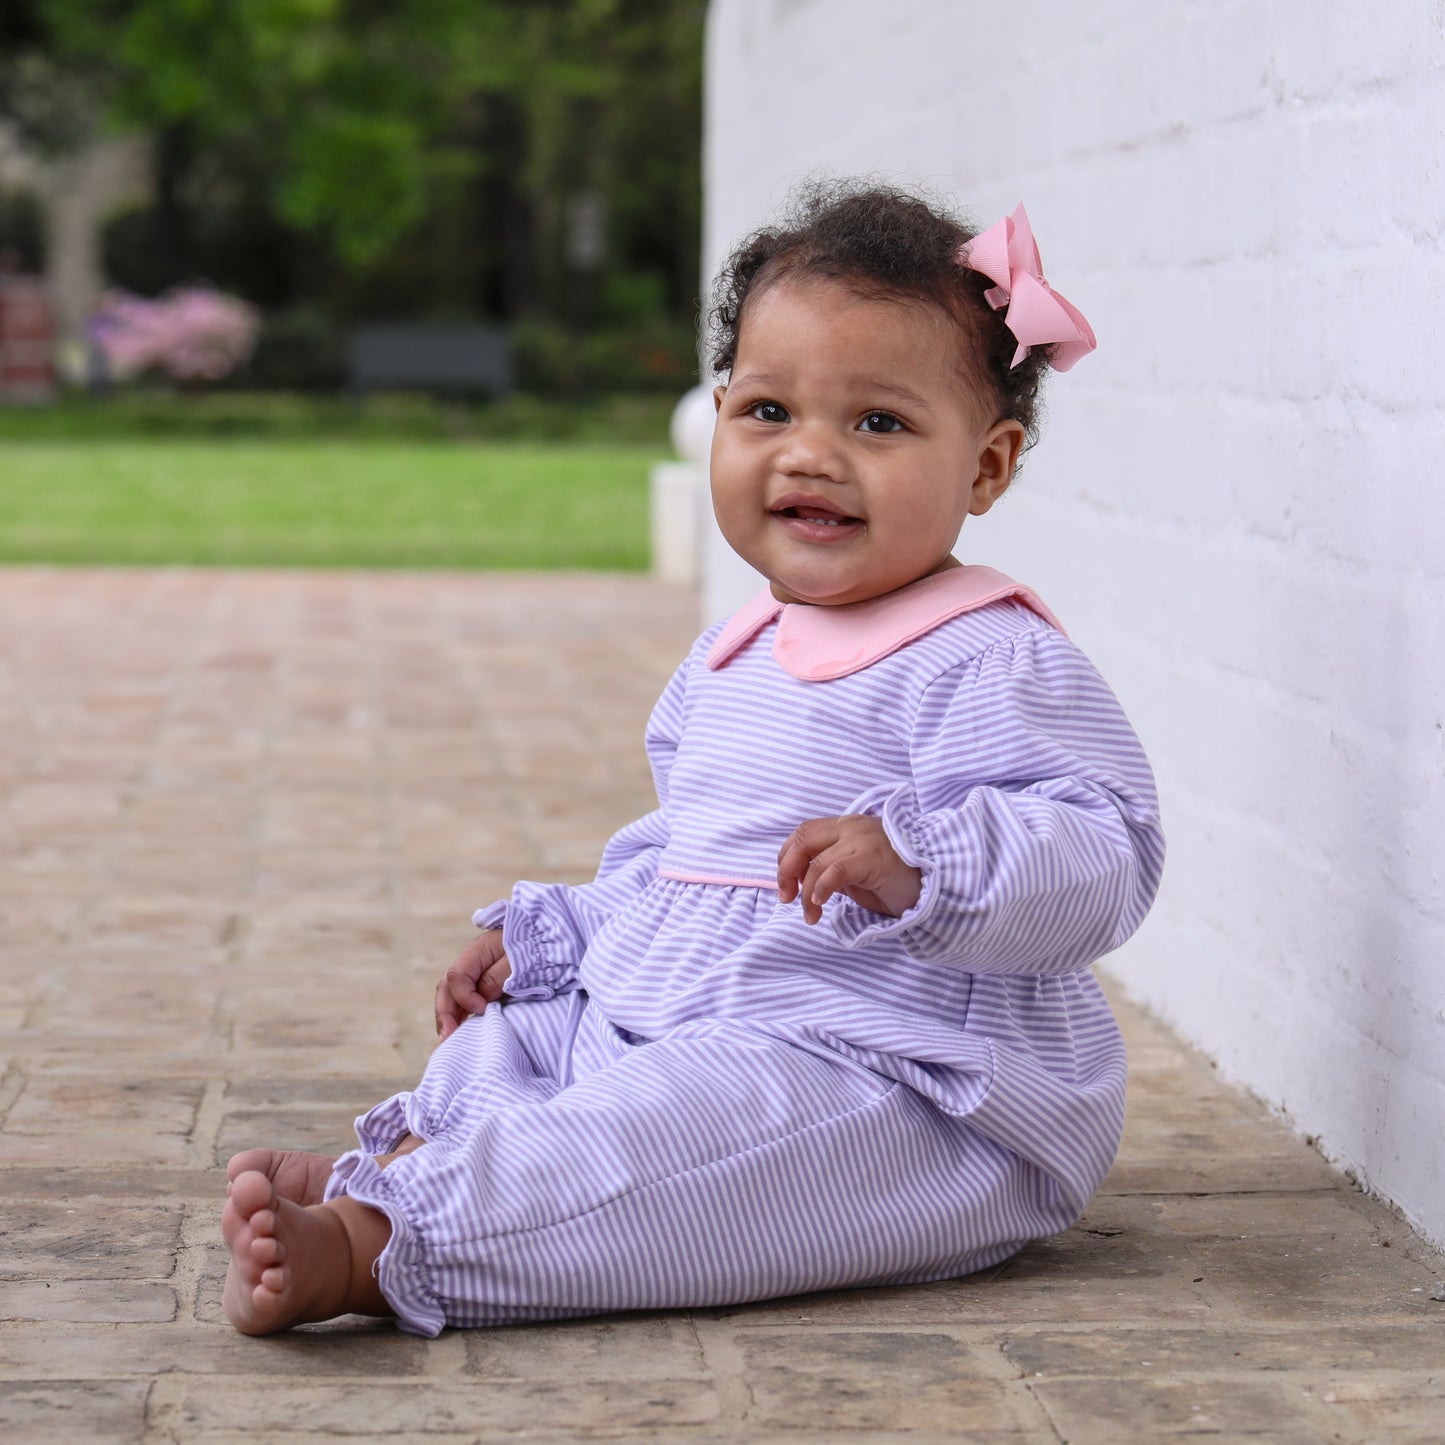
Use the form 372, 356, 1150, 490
778, 421, 845, 477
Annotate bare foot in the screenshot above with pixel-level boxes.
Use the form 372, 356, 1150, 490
227, 1149, 336, 1206
222, 1171, 392, 1335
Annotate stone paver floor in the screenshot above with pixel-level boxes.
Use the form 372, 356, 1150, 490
1, 567, 1442, 1444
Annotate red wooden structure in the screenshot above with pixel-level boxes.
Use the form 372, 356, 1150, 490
0, 274, 57, 402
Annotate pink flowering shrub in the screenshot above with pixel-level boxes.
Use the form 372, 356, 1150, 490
91, 287, 260, 384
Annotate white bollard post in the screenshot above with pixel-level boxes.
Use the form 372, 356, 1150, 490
649, 386, 717, 588
649, 462, 701, 587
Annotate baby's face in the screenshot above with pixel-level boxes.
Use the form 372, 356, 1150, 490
710, 276, 1022, 607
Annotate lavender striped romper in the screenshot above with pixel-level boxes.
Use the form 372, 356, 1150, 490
325, 566, 1165, 1335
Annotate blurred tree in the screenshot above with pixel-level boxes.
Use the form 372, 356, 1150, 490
40, 0, 502, 267
1, 0, 107, 155
35, 0, 704, 333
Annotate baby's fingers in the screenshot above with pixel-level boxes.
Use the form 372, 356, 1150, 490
448, 965, 490, 1014
777, 818, 841, 903
434, 980, 471, 1040
798, 848, 855, 925
776, 835, 805, 904
434, 930, 508, 1038
478, 952, 512, 1002
435, 969, 485, 1039
434, 977, 461, 1039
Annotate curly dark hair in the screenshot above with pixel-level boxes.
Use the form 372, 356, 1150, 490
707, 179, 1054, 455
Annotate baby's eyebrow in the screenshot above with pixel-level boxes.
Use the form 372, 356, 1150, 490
727, 370, 783, 392
866, 383, 933, 413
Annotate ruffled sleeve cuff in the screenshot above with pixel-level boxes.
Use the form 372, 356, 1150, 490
471, 882, 582, 1001
828, 781, 947, 950
471, 900, 508, 932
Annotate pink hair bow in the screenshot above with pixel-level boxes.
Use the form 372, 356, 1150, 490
957, 204, 1096, 371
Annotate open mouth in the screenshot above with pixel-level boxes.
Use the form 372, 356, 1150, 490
770, 498, 864, 536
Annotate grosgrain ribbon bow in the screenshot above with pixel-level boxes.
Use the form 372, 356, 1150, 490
957, 204, 1096, 371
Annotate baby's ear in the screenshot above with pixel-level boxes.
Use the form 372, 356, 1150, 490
968, 420, 1025, 516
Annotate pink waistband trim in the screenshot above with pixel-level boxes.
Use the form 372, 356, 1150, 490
658, 867, 779, 891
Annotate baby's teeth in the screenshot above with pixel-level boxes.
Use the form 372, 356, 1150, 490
784, 510, 848, 525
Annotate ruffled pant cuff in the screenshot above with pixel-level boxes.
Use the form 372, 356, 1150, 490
324, 1094, 447, 1338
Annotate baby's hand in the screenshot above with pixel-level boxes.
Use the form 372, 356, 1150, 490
435, 929, 512, 1040
777, 815, 923, 926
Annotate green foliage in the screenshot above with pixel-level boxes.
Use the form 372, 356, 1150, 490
513, 317, 697, 395
277, 109, 428, 267
39, 0, 705, 310
43, 0, 491, 266
100, 178, 305, 307
598, 270, 670, 326
0, 390, 675, 444
242, 309, 348, 392
0, 187, 46, 269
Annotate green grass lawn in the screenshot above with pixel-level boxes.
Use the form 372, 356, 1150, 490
0, 440, 659, 569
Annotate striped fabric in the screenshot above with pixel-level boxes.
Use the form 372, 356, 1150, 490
328, 595, 1165, 1335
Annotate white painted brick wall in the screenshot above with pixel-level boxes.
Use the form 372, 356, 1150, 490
704, 0, 1445, 1246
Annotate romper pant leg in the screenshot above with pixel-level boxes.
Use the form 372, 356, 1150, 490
329, 1010, 1063, 1334
337, 991, 587, 1159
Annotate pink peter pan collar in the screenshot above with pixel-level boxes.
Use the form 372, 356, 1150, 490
706, 565, 1065, 682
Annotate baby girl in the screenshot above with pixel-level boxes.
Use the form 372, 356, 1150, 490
222, 181, 1164, 1335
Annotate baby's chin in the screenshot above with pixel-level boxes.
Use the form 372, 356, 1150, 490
768, 579, 867, 607
769, 561, 959, 608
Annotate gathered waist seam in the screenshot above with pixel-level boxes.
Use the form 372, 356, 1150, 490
658, 867, 779, 891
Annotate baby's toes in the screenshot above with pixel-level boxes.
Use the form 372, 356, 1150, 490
228, 1170, 278, 1223
220, 1196, 247, 1249
226, 1148, 271, 1183
251, 1233, 284, 1267
260, 1265, 287, 1293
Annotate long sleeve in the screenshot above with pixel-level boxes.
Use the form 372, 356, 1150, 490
474, 655, 690, 1000
829, 627, 1164, 976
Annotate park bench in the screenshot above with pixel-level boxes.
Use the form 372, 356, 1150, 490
348, 324, 514, 398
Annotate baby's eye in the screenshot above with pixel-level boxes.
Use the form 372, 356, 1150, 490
859, 411, 905, 434
748, 400, 790, 424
